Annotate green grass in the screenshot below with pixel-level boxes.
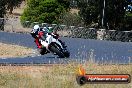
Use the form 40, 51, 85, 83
0, 62, 131, 88
127, 12, 132, 16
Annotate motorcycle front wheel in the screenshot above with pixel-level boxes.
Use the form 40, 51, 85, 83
48, 43, 66, 58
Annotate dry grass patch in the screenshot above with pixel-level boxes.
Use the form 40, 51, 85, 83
0, 62, 131, 88
0, 43, 33, 58
70, 9, 79, 14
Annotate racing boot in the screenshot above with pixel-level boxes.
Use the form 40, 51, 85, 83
39, 46, 49, 55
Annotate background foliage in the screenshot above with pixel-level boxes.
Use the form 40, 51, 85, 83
20, 0, 70, 26
6, 0, 24, 14
75, 0, 132, 31
0, 0, 132, 31
0, 0, 23, 31
59, 12, 83, 26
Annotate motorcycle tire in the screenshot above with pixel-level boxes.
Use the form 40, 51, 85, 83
64, 51, 70, 58
49, 43, 65, 58
39, 48, 47, 55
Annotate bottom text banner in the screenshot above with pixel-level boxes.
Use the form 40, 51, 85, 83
76, 74, 131, 85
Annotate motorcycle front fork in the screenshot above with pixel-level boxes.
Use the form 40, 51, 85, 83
58, 39, 67, 48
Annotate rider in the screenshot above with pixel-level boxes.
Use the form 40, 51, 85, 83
30, 25, 46, 49
31, 24, 66, 54
30, 24, 59, 48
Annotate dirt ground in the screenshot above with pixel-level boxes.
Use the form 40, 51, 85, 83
0, 43, 33, 58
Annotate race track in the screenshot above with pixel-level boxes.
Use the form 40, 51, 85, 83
0, 32, 132, 64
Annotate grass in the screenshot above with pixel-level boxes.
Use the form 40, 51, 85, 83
2, 1, 131, 88
0, 43, 33, 58
0, 61, 131, 88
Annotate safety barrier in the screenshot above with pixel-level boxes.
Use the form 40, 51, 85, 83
0, 18, 131, 42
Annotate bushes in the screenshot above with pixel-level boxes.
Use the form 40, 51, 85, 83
21, 0, 69, 27
59, 12, 83, 26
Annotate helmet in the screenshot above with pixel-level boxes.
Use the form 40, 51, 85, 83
32, 25, 40, 33
48, 27, 53, 33
43, 27, 48, 33
34, 25, 40, 30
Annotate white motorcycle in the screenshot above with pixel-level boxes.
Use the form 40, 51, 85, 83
39, 33, 70, 58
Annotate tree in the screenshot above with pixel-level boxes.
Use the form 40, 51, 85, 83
0, 0, 23, 31
76, 0, 128, 30
104, 0, 126, 30
0, 0, 6, 17
21, 0, 70, 25
59, 12, 83, 26
75, 0, 100, 26
0, 0, 6, 31
6, 0, 24, 14
57, 0, 70, 9
124, 0, 132, 30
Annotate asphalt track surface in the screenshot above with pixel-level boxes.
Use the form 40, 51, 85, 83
0, 32, 132, 64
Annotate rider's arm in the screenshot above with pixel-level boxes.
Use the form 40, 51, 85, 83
31, 32, 37, 38
38, 31, 46, 41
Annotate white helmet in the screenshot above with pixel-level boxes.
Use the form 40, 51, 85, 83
34, 25, 40, 30
32, 25, 40, 33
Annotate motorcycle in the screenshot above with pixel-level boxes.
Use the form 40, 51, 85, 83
39, 32, 70, 58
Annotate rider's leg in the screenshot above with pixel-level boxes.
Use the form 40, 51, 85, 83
35, 38, 42, 49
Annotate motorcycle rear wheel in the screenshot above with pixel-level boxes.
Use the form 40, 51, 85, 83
63, 51, 70, 58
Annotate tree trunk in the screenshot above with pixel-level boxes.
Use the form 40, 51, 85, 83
0, 18, 4, 31
9, 6, 13, 14
0, 0, 5, 31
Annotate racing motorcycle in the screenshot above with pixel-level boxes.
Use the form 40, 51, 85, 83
39, 32, 70, 58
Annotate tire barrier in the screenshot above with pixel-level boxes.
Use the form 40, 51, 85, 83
23, 21, 132, 42
1, 18, 132, 42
